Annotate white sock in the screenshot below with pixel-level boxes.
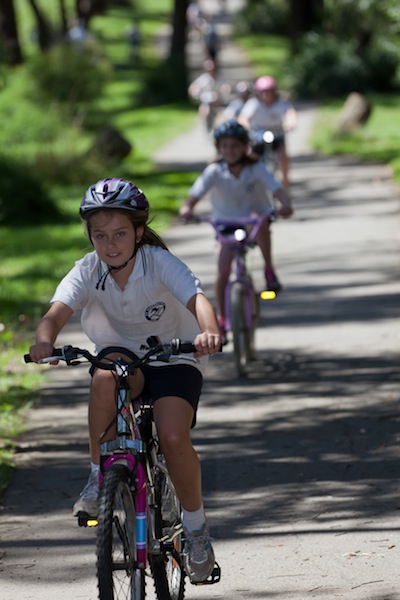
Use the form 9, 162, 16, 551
91, 462, 100, 476
182, 504, 206, 532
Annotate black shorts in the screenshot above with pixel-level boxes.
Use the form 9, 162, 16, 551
90, 346, 203, 425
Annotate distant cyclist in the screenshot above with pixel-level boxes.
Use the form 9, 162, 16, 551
180, 120, 292, 341
238, 75, 297, 190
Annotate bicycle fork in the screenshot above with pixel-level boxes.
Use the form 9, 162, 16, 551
224, 252, 256, 332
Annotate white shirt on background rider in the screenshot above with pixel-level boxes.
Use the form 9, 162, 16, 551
189, 160, 281, 219
239, 96, 293, 136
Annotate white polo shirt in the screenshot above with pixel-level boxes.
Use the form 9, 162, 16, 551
51, 245, 207, 372
189, 160, 281, 219
240, 96, 292, 135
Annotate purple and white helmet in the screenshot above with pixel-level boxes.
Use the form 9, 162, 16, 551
80, 178, 149, 218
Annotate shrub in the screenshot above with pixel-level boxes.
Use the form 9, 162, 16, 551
235, 0, 289, 35
0, 155, 63, 226
28, 40, 112, 111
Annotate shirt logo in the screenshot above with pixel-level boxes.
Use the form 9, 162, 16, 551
145, 302, 166, 321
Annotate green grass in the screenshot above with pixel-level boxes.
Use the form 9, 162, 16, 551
234, 33, 291, 86
310, 93, 400, 185
0, 0, 199, 497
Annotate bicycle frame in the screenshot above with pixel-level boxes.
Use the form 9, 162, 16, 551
97, 361, 148, 567
24, 339, 221, 597
198, 211, 276, 330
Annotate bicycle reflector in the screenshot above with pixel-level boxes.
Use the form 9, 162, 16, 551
86, 519, 99, 527
260, 290, 277, 301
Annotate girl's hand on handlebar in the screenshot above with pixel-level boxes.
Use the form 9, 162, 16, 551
193, 332, 222, 357
179, 204, 194, 223
29, 342, 59, 365
278, 203, 293, 218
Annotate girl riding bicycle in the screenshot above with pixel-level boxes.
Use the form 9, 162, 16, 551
179, 119, 292, 341
28, 178, 221, 584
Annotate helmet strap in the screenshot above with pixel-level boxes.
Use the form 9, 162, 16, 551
96, 234, 140, 291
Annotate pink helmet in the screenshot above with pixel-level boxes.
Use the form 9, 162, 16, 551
255, 76, 277, 92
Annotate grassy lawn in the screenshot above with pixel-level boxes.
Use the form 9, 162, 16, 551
310, 94, 400, 186
0, 0, 199, 496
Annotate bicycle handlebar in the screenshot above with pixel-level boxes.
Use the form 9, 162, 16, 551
24, 338, 197, 371
188, 210, 276, 246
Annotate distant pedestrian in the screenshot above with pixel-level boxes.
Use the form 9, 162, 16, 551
203, 19, 220, 63
127, 21, 141, 64
188, 59, 228, 133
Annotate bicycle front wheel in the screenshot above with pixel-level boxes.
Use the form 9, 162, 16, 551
150, 466, 185, 600
97, 463, 145, 600
231, 282, 253, 377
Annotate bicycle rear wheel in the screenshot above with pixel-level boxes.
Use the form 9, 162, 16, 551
97, 463, 145, 600
231, 282, 253, 377
150, 465, 185, 600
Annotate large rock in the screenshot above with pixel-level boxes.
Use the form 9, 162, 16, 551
335, 92, 372, 134
88, 125, 132, 161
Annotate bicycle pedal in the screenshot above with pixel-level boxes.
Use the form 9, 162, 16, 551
76, 511, 98, 528
191, 562, 221, 586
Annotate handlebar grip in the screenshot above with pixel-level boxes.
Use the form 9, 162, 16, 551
171, 339, 196, 354
24, 348, 64, 364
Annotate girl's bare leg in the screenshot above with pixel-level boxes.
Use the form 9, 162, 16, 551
153, 396, 202, 511
216, 244, 234, 320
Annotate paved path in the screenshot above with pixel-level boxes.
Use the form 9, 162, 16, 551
1, 3, 400, 600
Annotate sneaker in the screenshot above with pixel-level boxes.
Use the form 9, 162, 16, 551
265, 268, 282, 294
183, 523, 215, 584
72, 471, 99, 517
217, 315, 228, 346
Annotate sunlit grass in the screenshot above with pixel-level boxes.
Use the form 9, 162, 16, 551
310, 93, 400, 185
234, 33, 291, 83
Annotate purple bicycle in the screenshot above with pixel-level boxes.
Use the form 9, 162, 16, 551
194, 210, 277, 377
25, 338, 221, 600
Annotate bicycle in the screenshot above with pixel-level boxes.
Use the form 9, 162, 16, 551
24, 337, 221, 600
192, 211, 277, 377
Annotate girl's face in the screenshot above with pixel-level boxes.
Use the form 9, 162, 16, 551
260, 89, 276, 105
217, 137, 247, 165
89, 210, 143, 268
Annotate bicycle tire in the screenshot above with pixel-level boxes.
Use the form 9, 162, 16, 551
231, 282, 252, 377
150, 466, 185, 600
97, 463, 145, 600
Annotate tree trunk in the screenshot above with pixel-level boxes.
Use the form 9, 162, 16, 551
288, 0, 324, 51
59, 0, 69, 35
169, 0, 189, 100
27, 0, 53, 50
0, 0, 23, 65
76, 0, 107, 28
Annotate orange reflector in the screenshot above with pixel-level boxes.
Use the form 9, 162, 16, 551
87, 519, 99, 527
259, 290, 277, 301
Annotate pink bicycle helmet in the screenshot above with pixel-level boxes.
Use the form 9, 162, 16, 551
80, 178, 149, 218
255, 76, 277, 92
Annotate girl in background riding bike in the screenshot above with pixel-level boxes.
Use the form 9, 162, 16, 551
179, 120, 292, 341
238, 75, 297, 190
28, 178, 220, 584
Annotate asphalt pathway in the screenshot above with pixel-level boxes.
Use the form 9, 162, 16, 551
1, 3, 400, 600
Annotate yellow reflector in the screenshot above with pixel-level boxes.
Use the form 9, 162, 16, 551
260, 290, 277, 301
87, 519, 99, 527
